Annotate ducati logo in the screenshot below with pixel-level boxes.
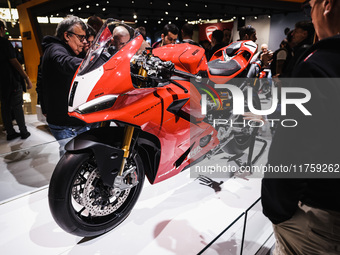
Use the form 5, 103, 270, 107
206, 25, 219, 42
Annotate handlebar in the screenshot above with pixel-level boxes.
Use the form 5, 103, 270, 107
173, 69, 202, 82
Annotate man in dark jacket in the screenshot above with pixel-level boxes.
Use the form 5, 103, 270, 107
207, 29, 225, 61
262, 0, 340, 254
41, 15, 92, 153
0, 19, 32, 140
280, 20, 314, 78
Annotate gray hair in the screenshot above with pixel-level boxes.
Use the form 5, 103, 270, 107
55, 15, 87, 40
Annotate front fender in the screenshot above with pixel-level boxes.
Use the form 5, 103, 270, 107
65, 127, 125, 187
65, 127, 161, 186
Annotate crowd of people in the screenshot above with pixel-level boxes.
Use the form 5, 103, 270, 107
1, 0, 340, 252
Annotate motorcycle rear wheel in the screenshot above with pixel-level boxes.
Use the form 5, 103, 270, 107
48, 151, 144, 237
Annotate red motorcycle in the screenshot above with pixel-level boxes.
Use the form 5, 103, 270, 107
48, 19, 262, 237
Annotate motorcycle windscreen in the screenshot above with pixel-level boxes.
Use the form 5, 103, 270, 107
78, 19, 139, 75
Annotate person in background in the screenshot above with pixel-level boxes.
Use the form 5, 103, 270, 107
222, 28, 232, 45
112, 25, 131, 51
87, 15, 103, 34
79, 24, 96, 58
40, 15, 94, 155
152, 23, 179, 48
0, 19, 32, 140
261, 43, 268, 54
200, 39, 211, 59
270, 30, 294, 77
280, 20, 315, 77
239, 25, 257, 42
207, 29, 225, 60
262, 0, 340, 254
181, 23, 200, 46
136, 26, 151, 54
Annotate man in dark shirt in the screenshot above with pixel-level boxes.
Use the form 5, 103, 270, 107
0, 19, 32, 140
262, 0, 340, 254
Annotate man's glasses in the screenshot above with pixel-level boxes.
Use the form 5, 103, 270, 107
67, 31, 87, 42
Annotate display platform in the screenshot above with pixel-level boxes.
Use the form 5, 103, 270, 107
0, 165, 272, 255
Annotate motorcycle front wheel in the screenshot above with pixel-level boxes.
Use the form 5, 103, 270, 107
48, 151, 144, 237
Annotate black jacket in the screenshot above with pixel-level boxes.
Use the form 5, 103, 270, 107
41, 36, 84, 126
262, 35, 340, 224
207, 43, 226, 61
0, 37, 25, 95
281, 38, 312, 78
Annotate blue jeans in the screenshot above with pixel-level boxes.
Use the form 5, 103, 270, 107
48, 123, 98, 157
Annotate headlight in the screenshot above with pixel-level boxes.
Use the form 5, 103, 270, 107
75, 95, 118, 114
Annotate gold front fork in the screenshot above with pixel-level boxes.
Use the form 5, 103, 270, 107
119, 125, 135, 176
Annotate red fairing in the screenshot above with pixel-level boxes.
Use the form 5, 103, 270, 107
49, 19, 260, 237
68, 23, 257, 184
153, 43, 207, 74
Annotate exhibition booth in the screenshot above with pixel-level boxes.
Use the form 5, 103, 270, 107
0, 129, 273, 255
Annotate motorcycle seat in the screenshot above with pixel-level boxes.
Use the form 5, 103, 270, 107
208, 59, 241, 76
226, 42, 242, 57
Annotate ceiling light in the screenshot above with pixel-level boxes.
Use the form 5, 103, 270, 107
165, 11, 168, 15
168, 21, 171, 24
70, 9, 73, 12
175, 17, 178, 20
185, 2, 189, 7
78, 7, 81, 10
242, 17, 245, 20
254, 16, 258, 19
135, 20, 138, 23
268, 15, 271, 18
133, 14, 137, 19
37, 16, 49, 24
132, 0, 135, 3
233, 16, 236, 19
50, 17, 64, 24
102, 8, 106, 11
150, 1, 153, 4
205, 4, 208, 8
86, 5, 90, 8
107, 1, 110, 3
168, 1, 171, 6
144, 20, 147, 23
96, 3, 99, 6
158, 21, 161, 24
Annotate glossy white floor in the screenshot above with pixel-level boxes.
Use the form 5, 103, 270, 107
0, 104, 274, 255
